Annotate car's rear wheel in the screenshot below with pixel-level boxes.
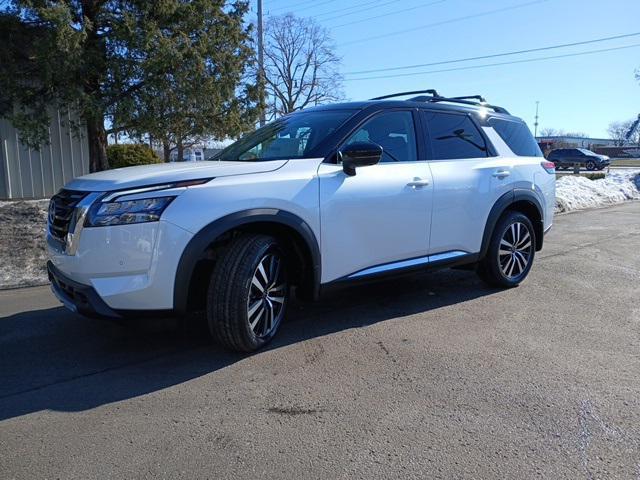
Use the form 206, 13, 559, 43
477, 211, 535, 288
207, 234, 288, 352
586, 160, 596, 171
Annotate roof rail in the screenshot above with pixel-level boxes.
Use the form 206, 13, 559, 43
409, 94, 510, 114
450, 95, 486, 102
370, 89, 440, 100
371, 90, 509, 114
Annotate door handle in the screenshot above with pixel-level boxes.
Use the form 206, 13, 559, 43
407, 178, 430, 188
492, 170, 511, 178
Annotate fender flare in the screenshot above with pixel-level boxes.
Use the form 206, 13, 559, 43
173, 208, 321, 313
480, 189, 544, 258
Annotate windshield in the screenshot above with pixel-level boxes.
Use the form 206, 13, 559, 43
212, 110, 355, 162
579, 148, 595, 155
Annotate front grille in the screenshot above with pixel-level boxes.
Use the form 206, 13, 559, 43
48, 190, 88, 242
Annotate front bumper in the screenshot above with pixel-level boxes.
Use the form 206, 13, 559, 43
47, 219, 193, 311
48, 261, 121, 319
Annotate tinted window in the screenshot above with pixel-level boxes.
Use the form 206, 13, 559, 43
344, 111, 417, 162
215, 110, 354, 162
488, 118, 542, 157
425, 112, 488, 160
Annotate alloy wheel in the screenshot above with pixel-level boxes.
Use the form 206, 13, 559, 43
498, 222, 533, 279
247, 253, 287, 338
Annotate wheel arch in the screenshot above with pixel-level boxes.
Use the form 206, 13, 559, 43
480, 189, 545, 259
174, 209, 321, 314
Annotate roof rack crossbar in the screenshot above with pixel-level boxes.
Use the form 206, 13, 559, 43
370, 89, 440, 100
449, 95, 487, 103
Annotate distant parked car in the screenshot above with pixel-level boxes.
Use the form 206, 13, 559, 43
548, 148, 610, 171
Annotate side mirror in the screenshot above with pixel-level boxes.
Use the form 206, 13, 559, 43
339, 142, 383, 176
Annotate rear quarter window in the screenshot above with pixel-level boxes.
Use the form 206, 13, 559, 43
488, 118, 542, 157
424, 111, 489, 160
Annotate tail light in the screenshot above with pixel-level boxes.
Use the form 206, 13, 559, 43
541, 161, 555, 174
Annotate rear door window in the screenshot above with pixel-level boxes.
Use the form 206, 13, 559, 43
423, 111, 488, 160
488, 118, 542, 157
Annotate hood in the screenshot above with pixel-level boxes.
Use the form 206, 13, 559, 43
64, 160, 288, 192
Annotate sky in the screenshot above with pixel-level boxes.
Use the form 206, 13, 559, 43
258, 0, 640, 138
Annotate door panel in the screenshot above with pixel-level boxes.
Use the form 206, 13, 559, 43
423, 112, 513, 255
427, 157, 513, 255
318, 161, 433, 282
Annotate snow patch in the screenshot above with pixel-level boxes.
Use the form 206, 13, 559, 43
0, 199, 50, 289
555, 171, 640, 214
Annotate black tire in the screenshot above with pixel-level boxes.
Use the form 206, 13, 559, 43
586, 160, 596, 171
477, 211, 535, 288
207, 234, 289, 352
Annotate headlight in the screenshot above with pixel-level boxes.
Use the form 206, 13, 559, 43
85, 196, 174, 227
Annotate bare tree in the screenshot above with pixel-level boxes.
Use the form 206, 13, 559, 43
538, 128, 564, 137
608, 120, 629, 146
263, 14, 343, 119
608, 118, 640, 146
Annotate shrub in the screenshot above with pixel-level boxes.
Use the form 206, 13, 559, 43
107, 144, 162, 169
584, 173, 605, 181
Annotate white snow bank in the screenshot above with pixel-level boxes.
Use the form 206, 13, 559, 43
555, 171, 640, 213
0, 199, 50, 289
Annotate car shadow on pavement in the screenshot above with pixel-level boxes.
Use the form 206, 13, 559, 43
0, 268, 497, 421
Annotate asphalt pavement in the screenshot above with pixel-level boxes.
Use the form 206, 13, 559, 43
1, 202, 639, 479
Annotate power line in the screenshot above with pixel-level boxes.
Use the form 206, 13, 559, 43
341, 0, 550, 46
266, 0, 318, 11
268, 0, 338, 14
345, 31, 640, 75
315, 0, 404, 22
343, 42, 640, 81
332, 0, 448, 29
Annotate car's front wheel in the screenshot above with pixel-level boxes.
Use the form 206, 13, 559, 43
207, 234, 288, 352
477, 211, 535, 288
586, 160, 596, 171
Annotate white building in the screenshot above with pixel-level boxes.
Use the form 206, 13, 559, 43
536, 136, 618, 149
169, 146, 204, 162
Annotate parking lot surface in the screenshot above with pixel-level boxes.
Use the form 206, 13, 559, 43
1, 202, 639, 479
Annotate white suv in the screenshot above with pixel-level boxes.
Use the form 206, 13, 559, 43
47, 90, 556, 351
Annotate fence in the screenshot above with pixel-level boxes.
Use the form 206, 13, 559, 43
0, 109, 89, 199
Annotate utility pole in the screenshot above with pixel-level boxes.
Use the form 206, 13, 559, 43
257, 0, 266, 127
534, 101, 540, 138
